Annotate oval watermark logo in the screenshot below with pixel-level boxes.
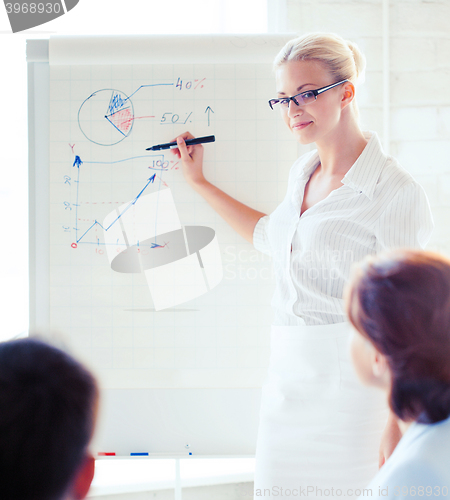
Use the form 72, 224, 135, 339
4, 0, 79, 33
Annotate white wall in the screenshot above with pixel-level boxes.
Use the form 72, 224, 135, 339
284, 0, 450, 254
389, 1, 450, 254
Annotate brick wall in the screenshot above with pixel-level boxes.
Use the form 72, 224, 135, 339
283, 0, 450, 253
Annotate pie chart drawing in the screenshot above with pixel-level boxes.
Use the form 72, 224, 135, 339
78, 89, 135, 146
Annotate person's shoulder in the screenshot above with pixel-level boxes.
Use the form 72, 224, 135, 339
379, 155, 418, 189
413, 418, 450, 476
365, 420, 450, 498
359, 132, 419, 199
365, 457, 446, 499
374, 153, 426, 202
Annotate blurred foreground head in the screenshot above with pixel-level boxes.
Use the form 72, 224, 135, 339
0, 337, 98, 500
346, 249, 450, 424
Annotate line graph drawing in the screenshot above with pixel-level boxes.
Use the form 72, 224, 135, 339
71, 154, 164, 246
75, 174, 157, 245
69, 149, 223, 310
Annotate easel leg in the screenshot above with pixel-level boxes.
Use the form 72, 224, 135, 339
175, 458, 182, 500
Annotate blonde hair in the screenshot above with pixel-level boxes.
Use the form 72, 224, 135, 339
274, 32, 366, 117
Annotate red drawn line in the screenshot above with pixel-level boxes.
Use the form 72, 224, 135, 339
108, 108, 133, 134
132, 115, 156, 120
120, 115, 156, 127
194, 78, 206, 89
153, 241, 169, 250
155, 175, 169, 188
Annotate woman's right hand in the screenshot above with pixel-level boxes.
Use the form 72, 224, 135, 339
171, 132, 206, 188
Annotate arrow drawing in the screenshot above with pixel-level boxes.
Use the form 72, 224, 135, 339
76, 174, 157, 244
205, 106, 214, 126
73, 156, 83, 168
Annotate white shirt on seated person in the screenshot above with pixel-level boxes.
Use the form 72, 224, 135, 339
349, 317, 450, 500
363, 415, 450, 499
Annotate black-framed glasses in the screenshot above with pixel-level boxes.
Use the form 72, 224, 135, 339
268, 79, 349, 110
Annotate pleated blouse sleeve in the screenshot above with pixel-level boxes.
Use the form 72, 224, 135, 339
252, 215, 272, 256
374, 181, 434, 251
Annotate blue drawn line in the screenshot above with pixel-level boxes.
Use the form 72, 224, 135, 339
77, 222, 107, 243
82, 155, 164, 165
205, 106, 214, 126
107, 90, 127, 116
130, 175, 157, 207
125, 84, 173, 101
105, 106, 131, 119
71, 241, 163, 248
76, 174, 156, 244
72, 156, 83, 241
104, 114, 127, 137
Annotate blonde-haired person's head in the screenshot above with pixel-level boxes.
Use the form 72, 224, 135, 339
274, 32, 366, 119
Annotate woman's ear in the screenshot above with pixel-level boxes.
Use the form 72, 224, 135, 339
72, 454, 95, 499
341, 81, 355, 109
372, 349, 391, 387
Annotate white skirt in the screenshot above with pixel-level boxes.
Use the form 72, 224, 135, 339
254, 322, 388, 499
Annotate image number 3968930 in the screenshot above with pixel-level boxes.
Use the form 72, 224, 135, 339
4, 0, 79, 33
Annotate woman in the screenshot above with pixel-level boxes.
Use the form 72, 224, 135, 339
173, 33, 434, 497
345, 249, 450, 498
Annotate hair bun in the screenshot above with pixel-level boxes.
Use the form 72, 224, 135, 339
346, 40, 366, 85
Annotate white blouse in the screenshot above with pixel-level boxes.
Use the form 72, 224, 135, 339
253, 131, 434, 326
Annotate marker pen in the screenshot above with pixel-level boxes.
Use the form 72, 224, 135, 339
146, 135, 215, 151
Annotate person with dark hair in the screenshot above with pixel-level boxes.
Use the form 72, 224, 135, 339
0, 337, 99, 500
345, 249, 450, 498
